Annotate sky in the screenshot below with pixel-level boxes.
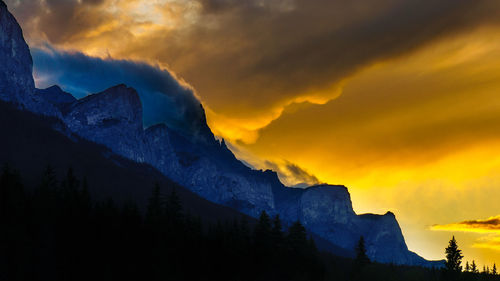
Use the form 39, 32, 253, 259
5, 0, 500, 266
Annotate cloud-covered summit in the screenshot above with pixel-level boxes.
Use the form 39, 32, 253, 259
32, 46, 206, 136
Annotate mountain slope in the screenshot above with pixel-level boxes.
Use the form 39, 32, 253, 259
0, 0, 442, 267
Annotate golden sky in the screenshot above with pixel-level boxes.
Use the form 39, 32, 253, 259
6, 0, 500, 266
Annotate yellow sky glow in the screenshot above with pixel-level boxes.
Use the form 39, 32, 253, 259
7, 0, 500, 267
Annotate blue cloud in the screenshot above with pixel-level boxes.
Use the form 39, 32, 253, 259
31, 46, 206, 135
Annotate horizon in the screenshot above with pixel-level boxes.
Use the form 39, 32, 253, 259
4, 0, 500, 267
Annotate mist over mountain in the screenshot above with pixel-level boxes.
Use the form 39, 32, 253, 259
0, 0, 442, 267
32, 46, 209, 139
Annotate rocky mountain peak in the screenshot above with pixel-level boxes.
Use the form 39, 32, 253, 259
0, 2, 33, 104
36, 85, 76, 109
0, 2, 58, 116
62, 84, 147, 161
65, 84, 142, 128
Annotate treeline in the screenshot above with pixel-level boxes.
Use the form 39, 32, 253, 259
440, 236, 500, 281
1, 164, 499, 281
0, 165, 323, 281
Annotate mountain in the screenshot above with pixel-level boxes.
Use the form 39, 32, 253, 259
0, 0, 442, 267
0, 1, 58, 117
36, 85, 76, 109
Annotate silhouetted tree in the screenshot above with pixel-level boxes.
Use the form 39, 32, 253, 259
146, 183, 163, 224
471, 260, 478, 274
166, 187, 183, 225
287, 221, 308, 252
38, 165, 57, 194
254, 211, 272, 247
271, 215, 283, 245
493, 263, 498, 275
354, 236, 370, 267
445, 236, 463, 272
0, 165, 26, 223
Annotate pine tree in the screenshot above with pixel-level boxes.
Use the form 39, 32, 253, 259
354, 236, 370, 267
239, 215, 251, 244
493, 263, 497, 275
79, 176, 91, 215
62, 167, 79, 194
254, 211, 272, 243
445, 236, 463, 272
38, 165, 57, 194
271, 215, 283, 245
287, 221, 308, 252
146, 183, 163, 224
0, 165, 26, 223
471, 260, 478, 273
465, 261, 470, 272
166, 187, 183, 224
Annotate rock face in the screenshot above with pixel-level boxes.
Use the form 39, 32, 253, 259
36, 85, 76, 110
0, 0, 441, 267
63, 84, 148, 162
56, 84, 433, 264
0, 1, 58, 116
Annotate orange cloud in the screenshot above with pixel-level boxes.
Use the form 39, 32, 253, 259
7, 0, 500, 144
431, 216, 500, 234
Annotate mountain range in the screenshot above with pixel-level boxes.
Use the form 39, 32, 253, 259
0, 0, 442, 267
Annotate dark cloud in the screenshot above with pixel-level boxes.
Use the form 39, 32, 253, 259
4, 0, 110, 44
139, 0, 500, 116
459, 218, 500, 230
32, 46, 205, 135
6, 0, 500, 122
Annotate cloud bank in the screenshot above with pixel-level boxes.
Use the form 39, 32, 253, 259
7, 0, 500, 142
32, 46, 205, 135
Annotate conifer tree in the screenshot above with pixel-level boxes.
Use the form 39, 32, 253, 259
271, 215, 283, 244
239, 215, 251, 244
493, 263, 497, 275
471, 260, 478, 273
38, 165, 57, 194
287, 221, 308, 252
354, 236, 370, 267
166, 187, 183, 224
445, 236, 463, 272
80, 176, 91, 214
254, 211, 272, 244
465, 261, 470, 272
0, 165, 26, 223
146, 183, 163, 224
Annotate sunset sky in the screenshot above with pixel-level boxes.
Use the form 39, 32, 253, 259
6, 0, 500, 266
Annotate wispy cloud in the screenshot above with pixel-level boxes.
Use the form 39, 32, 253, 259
432, 215, 500, 251
431, 215, 500, 234
263, 159, 322, 188
473, 236, 500, 251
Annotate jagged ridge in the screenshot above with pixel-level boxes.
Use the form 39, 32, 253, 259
0, 0, 442, 267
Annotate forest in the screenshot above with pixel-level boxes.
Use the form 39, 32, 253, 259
1, 164, 499, 281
